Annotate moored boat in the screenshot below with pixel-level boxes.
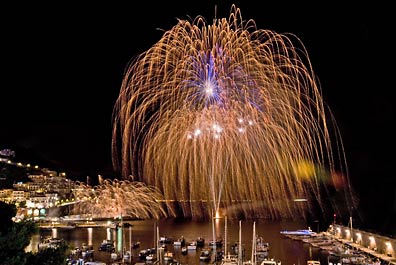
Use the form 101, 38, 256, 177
221, 254, 238, 264
173, 236, 186, 247
123, 250, 132, 262
110, 251, 121, 261
159, 236, 173, 244
132, 241, 141, 249
187, 240, 197, 251
197, 236, 205, 247
146, 253, 157, 262
38, 236, 64, 249
261, 258, 281, 265
280, 228, 316, 236
164, 251, 174, 262
181, 246, 188, 255
256, 236, 270, 260
98, 239, 115, 252
200, 248, 212, 261
209, 238, 223, 248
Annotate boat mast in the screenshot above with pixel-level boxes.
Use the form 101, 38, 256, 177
224, 215, 228, 257
121, 214, 125, 258
157, 224, 161, 264
238, 220, 242, 264
129, 224, 132, 255
212, 209, 216, 251
350, 216, 353, 242
251, 221, 256, 265
154, 221, 157, 250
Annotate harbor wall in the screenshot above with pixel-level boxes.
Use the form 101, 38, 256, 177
331, 224, 395, 258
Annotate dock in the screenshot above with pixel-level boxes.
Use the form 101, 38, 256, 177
282, 225, 396, 265
331, 236, 396, 265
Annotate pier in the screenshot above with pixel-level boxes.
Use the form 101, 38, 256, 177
330, 224, 396, 265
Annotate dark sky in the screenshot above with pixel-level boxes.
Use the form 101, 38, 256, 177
1, 2, 394, 234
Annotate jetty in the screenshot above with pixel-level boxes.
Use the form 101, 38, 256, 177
330, 224, 396, 265
282, 224, 396, 265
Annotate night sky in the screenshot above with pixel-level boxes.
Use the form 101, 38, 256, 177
1, 2, 394, 235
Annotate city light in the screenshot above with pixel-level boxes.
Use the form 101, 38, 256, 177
356, 232, 362, 244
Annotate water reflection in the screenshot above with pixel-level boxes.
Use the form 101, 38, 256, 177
52, 228, 58, 238
88, 227, 92, 246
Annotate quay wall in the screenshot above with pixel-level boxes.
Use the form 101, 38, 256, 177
332, 224, 395, 258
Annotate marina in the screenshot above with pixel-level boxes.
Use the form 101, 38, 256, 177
28, 219, 319, 264
27, 218, 396, 265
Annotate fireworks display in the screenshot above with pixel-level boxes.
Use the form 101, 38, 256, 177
112, 5, 356, 220
71, 178, 169, 219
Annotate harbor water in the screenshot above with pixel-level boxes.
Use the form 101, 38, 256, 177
28, 218, 332, 265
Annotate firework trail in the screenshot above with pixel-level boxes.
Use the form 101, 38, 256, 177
112, 5, 356, 220
71, 178, 169, 219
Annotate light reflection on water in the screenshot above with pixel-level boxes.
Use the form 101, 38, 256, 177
29, 218, 331, 265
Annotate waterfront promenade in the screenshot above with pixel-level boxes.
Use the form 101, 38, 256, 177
334, 238, 396, 265
38, 220, 120, 229
326, 225, 396, 265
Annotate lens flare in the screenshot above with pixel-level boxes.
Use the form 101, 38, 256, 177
112, 5, 356, 220
292, 160, 316, 180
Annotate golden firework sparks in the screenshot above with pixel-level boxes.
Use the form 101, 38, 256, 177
71, 178, 169, 219
112, 5, 356, 220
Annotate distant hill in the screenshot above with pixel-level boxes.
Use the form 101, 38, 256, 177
0, 161, 40, 189
0, 146, 117, 184
2, 146, 65, 171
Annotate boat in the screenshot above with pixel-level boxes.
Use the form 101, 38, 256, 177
159, 236, 173, 244
340, 249, 368, 265
110, 251, 121, 261
173, 236, 186, 247
256, 236, 270, 260
138, 248, 156, 260
98, 239, 115, 252
82, 249, 94, 259
138, 249, 150, 260
261, 258, 281, 265
246, 221, 269, 265
307, 261, 320, 265
230, 241, 245, 257
256, 237, 269, 251
159, 243, 167, 251
146, 253, 157, 261
81, 242, 93, 251
280, 228, 316, 236
181, 246, 188, 255
123, 250, 132, 262
38, 237, 64, 249
209, 238, 223, 248
71, 246, 82, 255
196, 236, 205, 247
164, 251, 174, 262
132, 241, 141, 249
199, 248, 212, 261
221, 254, 239, 264
187, 240, 197, 251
